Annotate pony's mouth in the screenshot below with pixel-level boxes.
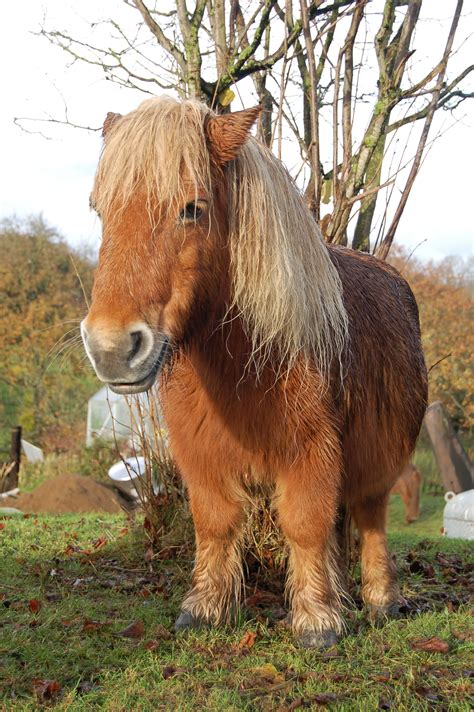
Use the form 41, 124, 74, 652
108, 339, 170, 395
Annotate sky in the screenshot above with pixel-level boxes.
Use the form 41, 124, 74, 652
1, 0, 473, 263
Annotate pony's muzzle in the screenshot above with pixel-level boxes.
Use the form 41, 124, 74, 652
81, 320, 167, 394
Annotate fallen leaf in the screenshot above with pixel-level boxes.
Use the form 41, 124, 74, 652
411, 637, 449, 653
145, 640, 159, 651
162, 665, 185, 679
414, 685, 440, 702
118, 620, 145, 639
244, 590, 281, 608
82, 619, 104, 632
32, 678, 61, 701
119, 527, 129, 536
373, 672, 391, 683
92, 536, 107, 551
154, 624, 172, 640
64, 544, 80, 556
287, 697, 305, 710
0, 523, 5, 530
310, 693, 337, 705
144, 547, 154, 562
238, 631, 257, 650
28, 599, 41, 614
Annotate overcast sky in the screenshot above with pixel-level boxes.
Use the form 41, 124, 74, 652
2, 0, 473, 263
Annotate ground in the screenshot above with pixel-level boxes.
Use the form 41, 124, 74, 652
1, 493, 473, 711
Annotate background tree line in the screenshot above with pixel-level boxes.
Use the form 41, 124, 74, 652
0, 218, 96, 453
0, 217, 471, 455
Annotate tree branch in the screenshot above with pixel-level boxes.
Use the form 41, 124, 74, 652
131, 0, 187, 73
377, 0, 464, 260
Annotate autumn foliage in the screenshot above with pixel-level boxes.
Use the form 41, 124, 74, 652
0, 217, 472, 454
390, 250, 473, 431
0, 217, 96, 451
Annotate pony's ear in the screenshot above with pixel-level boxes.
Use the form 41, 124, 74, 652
205, 106, 261, 164
102, 112, 122, 137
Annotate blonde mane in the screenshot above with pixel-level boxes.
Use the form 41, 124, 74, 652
93, 96, 348, 376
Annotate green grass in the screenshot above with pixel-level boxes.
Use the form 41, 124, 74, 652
1, 495, 472, 711
388, 489, 446, 538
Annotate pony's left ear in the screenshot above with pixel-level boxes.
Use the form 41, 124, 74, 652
205, 106, 261, 164
102, 112, 122, 137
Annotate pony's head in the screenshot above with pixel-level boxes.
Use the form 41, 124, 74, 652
82, 96, 347, 394
82, 97, 259, 394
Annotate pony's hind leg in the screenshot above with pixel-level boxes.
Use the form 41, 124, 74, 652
175, 480, 246, 631
276, 460, 345, 649
352, 493, 400, 619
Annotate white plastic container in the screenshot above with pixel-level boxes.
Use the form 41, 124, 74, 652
108, 457, 147, 499
442, 489, 474, 540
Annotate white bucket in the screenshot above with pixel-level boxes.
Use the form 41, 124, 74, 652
442, 489, 474, 540
108, 457, 148, 500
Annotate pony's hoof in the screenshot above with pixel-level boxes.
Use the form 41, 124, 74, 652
367, 601, 400, 623
296, 629, 338, 649
174, 610, 206, 632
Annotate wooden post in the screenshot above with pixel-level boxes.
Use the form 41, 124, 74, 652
424, 402, 473, 494
1, 426, 22, 493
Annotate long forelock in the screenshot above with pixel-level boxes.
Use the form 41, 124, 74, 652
92, 96, 212, 220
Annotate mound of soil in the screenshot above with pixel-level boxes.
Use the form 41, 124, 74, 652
3, 474, 126, 514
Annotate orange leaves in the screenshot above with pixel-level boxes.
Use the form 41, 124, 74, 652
28, 599, 41, 614
92, 536, 108, 551
32, 678, 61, 701
118, 620, 145, 639
390, 249, 474, 430
411, 637, 450, 654
237, 631, 257, 650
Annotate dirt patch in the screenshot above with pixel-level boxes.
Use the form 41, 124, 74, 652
2, 474, 126, 514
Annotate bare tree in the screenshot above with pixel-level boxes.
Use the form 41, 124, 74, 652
37, 0, 473, 257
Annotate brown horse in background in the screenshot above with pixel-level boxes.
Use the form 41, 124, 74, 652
391, 463, 422, 523
81, 97, 428, 648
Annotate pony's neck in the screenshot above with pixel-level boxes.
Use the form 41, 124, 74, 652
186, 307, 274, 396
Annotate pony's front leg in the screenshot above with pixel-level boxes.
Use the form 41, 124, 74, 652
175, 481, 246, 630
276, 456, 344, 649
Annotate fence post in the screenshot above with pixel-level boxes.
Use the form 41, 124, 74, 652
2, 426, 22, 493
424, 402, 473, 494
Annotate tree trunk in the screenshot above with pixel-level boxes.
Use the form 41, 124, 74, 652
424, 401, 473, 494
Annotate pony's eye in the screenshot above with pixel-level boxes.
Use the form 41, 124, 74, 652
179, 202, 203, 223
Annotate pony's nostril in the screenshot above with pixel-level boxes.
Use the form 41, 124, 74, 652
129, 330, 143, 362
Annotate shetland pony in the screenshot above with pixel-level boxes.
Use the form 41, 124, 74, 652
81, 97, 427, 648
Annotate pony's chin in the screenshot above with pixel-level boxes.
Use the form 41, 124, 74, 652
107, 339, 170, 395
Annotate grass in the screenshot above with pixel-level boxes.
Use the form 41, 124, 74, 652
1, 492, 473, 711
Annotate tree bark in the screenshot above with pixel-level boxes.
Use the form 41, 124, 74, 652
424, 402, 473, 494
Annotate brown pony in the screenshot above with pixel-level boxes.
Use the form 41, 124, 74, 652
81, 96, 427, 648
